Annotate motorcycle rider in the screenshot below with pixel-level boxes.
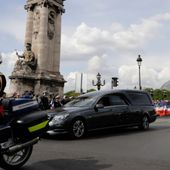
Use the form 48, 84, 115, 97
0, 73, 6, 121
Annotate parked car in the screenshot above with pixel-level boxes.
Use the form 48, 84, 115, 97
47, 90, 157, 138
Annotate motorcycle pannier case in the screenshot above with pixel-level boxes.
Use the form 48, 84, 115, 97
14, 111, 49, 140
1, 98, 49, 141
2, 98, 39, 116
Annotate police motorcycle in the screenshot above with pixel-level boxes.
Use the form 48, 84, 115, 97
0, 73, 49, 170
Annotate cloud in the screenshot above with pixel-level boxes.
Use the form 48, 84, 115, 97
61, 12, 170, 62
0, 52, 18, 93
63, 72, 77, 92
61, 23, 112, 60
87, 55, 108, 73
0, 20, 25, 43
158, 68, 170, 83
0, 4, 26, 43
112, 19, 160, 50
118, 65, 170, 89
151, 13, 170, 21
60, 12, 170, 91
2, 12, 170, 93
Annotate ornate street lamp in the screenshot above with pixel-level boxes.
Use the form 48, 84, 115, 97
136, 54, 142, 90
92, 73, 105, 91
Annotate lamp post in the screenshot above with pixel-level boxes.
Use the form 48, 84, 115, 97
136, 54, 142, 90
92, 73, 105, 91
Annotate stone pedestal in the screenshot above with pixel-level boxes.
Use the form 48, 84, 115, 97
9, 72, 65, 96
9, 0, 66, 96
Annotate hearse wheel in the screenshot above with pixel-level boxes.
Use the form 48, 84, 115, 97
70, 119, 86, 139
139, 115, 149, 130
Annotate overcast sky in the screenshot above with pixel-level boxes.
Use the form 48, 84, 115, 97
1, 0, 170, 93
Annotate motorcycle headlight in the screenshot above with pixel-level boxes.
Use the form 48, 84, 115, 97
49, 113, 69, 126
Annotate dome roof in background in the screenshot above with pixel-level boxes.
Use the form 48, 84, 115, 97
161, 81, 170, 90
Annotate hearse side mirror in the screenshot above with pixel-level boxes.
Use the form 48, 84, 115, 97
95, 103, 104, 109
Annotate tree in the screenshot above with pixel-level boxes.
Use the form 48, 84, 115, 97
64, 89, 96, 98
144, 88, 170, 100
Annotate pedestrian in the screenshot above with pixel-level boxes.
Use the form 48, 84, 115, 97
53, 95, 63, 108
40, 92, 50, 110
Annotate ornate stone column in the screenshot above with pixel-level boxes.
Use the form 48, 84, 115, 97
37, 4, 49, 73
24, 4, 34, 45
53, 13, 61, 73
9, 0, 66, 96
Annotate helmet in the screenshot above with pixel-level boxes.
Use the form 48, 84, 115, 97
0, 73, 6, 97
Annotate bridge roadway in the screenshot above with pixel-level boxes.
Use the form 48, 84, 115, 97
2, 117, 170, 170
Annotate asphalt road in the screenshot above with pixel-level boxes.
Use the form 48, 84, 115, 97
2, 117, 170, 170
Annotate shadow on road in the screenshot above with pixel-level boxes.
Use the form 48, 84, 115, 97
43, 118, 170, 141
22, 157, 112, 170
84, 127, 155, 140
43, 127, 153, 141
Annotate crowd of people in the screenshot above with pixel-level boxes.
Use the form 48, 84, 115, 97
153, 100, 169, 107
153, 100, 170, 117
40, 92, 71, 110
11, 90, 71, 110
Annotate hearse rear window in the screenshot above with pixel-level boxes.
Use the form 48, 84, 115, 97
127, 92, 151, 105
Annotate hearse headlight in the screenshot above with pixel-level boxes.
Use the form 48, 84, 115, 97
49, 113, 69, 126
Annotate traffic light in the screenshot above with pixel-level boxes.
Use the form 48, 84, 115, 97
112, 77, 118, 88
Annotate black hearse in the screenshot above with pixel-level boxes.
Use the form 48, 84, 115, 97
47, 90, 157, 138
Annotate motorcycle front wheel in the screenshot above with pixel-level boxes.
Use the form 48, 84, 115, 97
0, 145, 33, 170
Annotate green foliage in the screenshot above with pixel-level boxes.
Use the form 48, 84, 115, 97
87, 89, 96, 92
65, 88, 170, 101
64, 90, 80, 98
64, 89, 96, 98
144, 88, 170, 100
